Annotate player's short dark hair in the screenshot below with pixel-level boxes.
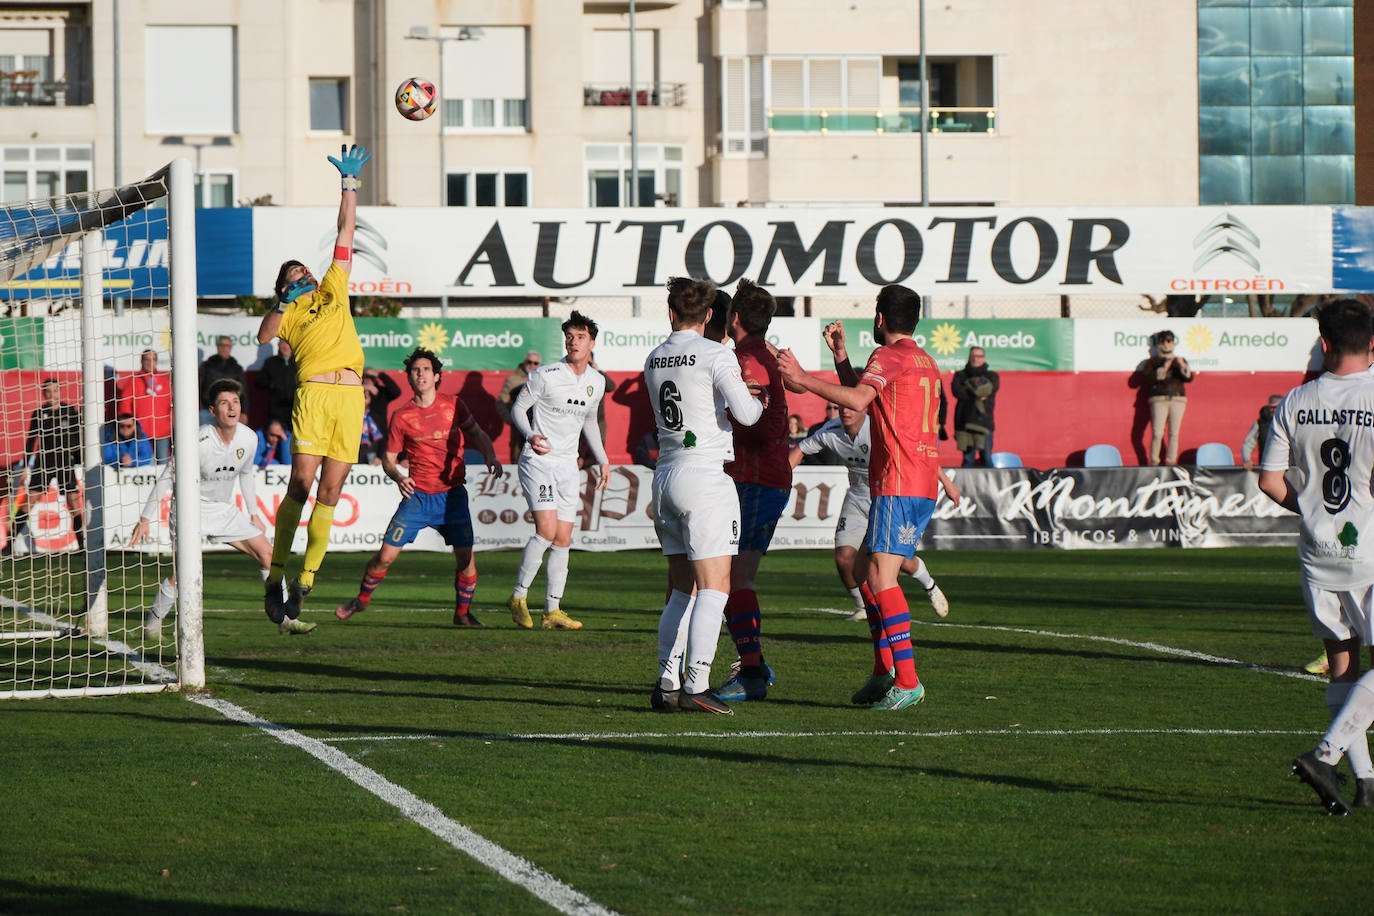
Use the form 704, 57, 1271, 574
207, 378, 243, 403
730, 278, 776, 335
703, 289, 732, 342
562, 310, 599, 340
875, 284, 923, 335
404, 347, 443, 379
274, 260, 307, 298
116, 412, 136, 422
666, 276, 717, 325
1317, 298, 1374, 358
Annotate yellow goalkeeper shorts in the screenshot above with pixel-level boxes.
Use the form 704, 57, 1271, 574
290, 382, 365, 463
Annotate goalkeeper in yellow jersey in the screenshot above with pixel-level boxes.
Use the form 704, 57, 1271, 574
255, 143, 370, 624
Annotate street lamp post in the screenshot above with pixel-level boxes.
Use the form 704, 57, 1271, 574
159, 135, 232, 206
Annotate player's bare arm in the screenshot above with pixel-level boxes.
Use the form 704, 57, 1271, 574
824, 321, 860, 387
938, 469, 962, 507
130, 516, 152, 545
382, 449, 415, 498
461, 417, 505, 478
1257, 469, 1298, 513
775, 349, 877, 413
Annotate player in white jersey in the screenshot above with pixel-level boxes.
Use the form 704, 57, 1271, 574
1258, 299, 1374, 814
790, 401, 959, 621
507, 311, 611, 630
130, 380, 309, 637
646, 276, 766, 715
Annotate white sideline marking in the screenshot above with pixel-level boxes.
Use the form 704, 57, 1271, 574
324, 727, 1316, 744
0, 593, 175, 684
187, 695, 617, 916
912, 619, 1326, 683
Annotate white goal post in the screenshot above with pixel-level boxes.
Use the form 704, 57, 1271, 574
0, 158, 203, 698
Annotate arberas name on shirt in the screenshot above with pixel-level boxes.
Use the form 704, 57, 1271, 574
647, 354, 697, 369
1294, 407, 1374, 427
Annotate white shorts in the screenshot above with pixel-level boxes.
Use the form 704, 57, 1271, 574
517, 455, 581, 523
834, 487, 871, 551
652, 463, 740, 561
173, 500, 261, 546
1300, 575, 1374, 644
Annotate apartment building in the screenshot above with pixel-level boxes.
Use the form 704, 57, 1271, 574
0, 0, 1211, 211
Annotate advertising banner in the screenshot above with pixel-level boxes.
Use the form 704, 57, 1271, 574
0, 317, 45, 369
1332, 206, 1374, 293
592, 317, 823, 372
833, 318, 1074, 372
250, 205, 1335, 298
923, 466, 1297, 550
1072, 318, 1320, 373
72, 465, 1296, 561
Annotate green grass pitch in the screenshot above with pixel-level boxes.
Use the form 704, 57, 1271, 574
1, 546, 1369, 914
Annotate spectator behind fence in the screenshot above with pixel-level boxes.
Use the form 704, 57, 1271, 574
255, 339, 297, 431
1133, 329, 1193, 466
117, 349, 172, 461
359, 388, 384, 464
255, 419, 292, 468
1241, 393, 1284, 471
951, 347, 999, 467
496, 350, 542, 462
200, 335, 246, 410
17, 378, 83, 548
362, 365, 402, 444
101, 413, 153, 468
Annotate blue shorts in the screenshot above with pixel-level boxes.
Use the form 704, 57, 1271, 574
735, 482, 790, 553
864, 495, 936, 559
384, 488, 473, 548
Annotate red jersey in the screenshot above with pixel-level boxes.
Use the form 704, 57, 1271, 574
117, 370, 172, 440
860, 337, 941, 499
386, 394, 475, 494
725, 336, 792, 489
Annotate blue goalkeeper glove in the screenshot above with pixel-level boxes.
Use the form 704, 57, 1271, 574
328, 144, 370, 179
278, 277, 317, 307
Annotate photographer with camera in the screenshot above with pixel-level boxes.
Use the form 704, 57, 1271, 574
951, 346, 999, 467
1132, 329, 1194, 466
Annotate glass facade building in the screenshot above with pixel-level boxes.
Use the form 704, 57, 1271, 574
1198, 0, 1353, 204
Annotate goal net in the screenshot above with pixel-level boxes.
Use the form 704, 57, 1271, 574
0, 159, 202, 698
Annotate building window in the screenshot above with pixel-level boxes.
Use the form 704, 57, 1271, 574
721, 56, 764, 155
144, 25, 236, 134
194, 170, 236, 208
584, 144, 683, 206
442, 26, 528, 132
0, 145, 92, 202
445, 171, 530, 206
1197, 0, 1353, 205
309, 77, 348, 132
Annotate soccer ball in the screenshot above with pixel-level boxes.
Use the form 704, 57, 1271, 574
395, 77, 437, 121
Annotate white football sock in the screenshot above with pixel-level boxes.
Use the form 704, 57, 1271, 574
684, 589, 729, 694
512, 534, 551, 599
259, 568, 269, 583
909, 556, 934, 589
1318, 670, 1374, 765
656, 590, 693, 691
847, 585, 864, 613
545, 544, 570, 611
150, 578, 177, 620
1328, 681, 1374, 779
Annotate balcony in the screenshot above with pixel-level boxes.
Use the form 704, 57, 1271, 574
0, 71, 89, 106
767, 106, 996, 135
583, 82, 686, 108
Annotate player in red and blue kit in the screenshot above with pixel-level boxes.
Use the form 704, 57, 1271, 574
716, 279, 790, 701
777, 285, 940, 711
335, 348, 502, 626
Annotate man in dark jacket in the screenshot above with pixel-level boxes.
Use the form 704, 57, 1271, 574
199, 335, 246, 408
254, 339, 297, 430
951, 347, 999, 467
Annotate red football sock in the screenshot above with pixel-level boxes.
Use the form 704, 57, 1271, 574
455, 571, 477, 616
357, 567, 388, 606
724, 589, 763, 669
859, 584, 891, 675
877, 586, 920, 690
